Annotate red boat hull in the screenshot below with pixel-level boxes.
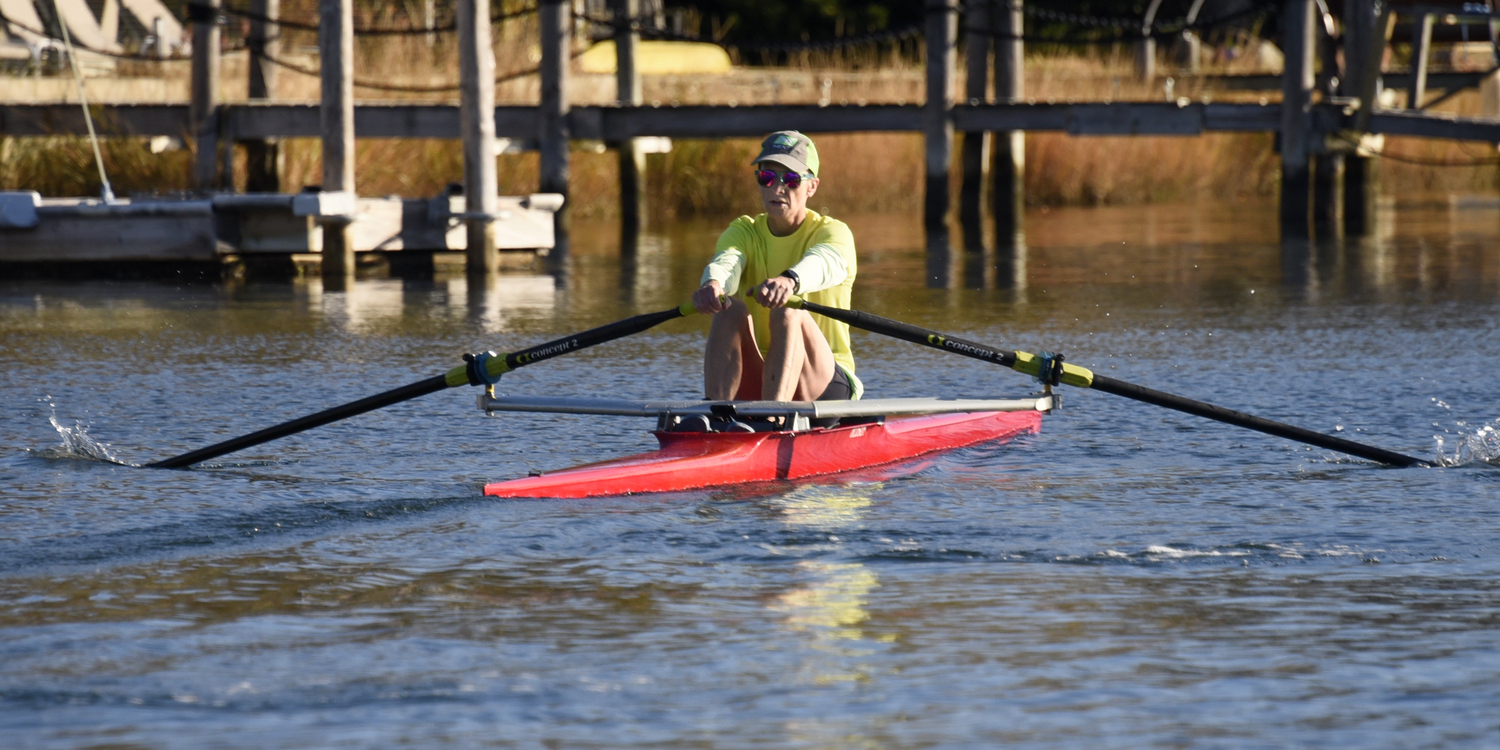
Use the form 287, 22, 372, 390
484, 409, 1041, 498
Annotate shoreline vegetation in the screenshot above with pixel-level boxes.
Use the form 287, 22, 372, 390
3, 14, 1497, 216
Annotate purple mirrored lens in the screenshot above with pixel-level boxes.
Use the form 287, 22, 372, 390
754, 170, 802, 189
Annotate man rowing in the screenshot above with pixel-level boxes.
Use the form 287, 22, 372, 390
689, 131, 862, 428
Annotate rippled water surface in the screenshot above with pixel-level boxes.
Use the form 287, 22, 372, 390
3, 199, 1498, 749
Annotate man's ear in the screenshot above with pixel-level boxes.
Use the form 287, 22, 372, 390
805, 177, 819, 198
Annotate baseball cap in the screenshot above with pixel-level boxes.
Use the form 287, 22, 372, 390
751, 131, 819, 176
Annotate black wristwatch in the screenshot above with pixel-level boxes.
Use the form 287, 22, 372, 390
778, 269, 801, 293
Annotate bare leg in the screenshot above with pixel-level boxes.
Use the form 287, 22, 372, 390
762, 307, 836, 401
704, 296, 753, 400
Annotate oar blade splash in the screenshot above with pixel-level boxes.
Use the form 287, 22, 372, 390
146, 303, 696, 470
787, 297, 1428, 468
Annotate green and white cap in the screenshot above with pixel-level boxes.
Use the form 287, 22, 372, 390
752, 131, 819, 176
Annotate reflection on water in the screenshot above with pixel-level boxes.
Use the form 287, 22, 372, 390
300, 276, 558, 335
767, 485, 891, 690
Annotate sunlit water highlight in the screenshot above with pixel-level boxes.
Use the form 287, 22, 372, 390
2, 199, 1498, 749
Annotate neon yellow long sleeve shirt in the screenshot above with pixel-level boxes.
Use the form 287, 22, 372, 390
700, 210, 861, 397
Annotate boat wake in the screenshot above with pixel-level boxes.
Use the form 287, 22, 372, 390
33, 403, 133, 466
1433, 418, 1500, 468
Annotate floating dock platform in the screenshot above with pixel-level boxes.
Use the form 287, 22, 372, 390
0, 190, 562, 280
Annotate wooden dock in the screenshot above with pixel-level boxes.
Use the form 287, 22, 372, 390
5, 0, 1500, 271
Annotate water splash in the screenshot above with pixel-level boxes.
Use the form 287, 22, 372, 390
1433, 418, 1500, 468
38, 399, 127, 464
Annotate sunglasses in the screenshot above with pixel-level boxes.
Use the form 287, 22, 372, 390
754, 169, 808, 189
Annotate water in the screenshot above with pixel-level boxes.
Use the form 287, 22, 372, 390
2, 198, 1498, 748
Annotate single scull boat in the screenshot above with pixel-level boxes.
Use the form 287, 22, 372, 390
480, 394, 1052, 498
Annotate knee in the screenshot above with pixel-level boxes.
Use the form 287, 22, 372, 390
767, 306, 802, 331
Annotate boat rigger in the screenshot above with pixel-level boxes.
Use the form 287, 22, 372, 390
479, 395, 1053, 498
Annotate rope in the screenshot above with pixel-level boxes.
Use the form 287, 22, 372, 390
577, 11, 922, 54
1018, 2, 1279, 46
211, 2, 538, 36
50, 0, 114, 202
1022, 1, 1276, 36
257, 42, 588, 92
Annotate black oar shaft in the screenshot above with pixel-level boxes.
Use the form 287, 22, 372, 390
146, 375, 451, 469
793, 298, 1427, 468
149, 305, 690, 470
499, 307, 687, 373
796, 301, 1017, 367
1089, 375, 1427, 468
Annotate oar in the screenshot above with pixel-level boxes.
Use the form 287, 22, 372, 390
147, 303, 698, 469
787, 297, 1429, 468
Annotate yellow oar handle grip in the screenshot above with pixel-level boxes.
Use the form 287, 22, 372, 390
1011, 350, 1095, 388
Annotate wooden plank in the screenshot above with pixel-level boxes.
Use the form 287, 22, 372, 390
1067, 102, 1201, 135
17, 102, 1500, 145
0, 103, 189, 135
593, 104, 923, 137
1369, 109, 1500, 141
3, 202, 216, 261
1201, 102, 1282, 131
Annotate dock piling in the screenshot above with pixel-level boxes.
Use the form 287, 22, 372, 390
319, 0, 355, 283
1342, 0, 1388, 236
611, 0, 645, 240
540, 0, 571, 256
189, 0, 220, 190
1279, 0, 1316, 239
459, 0, 499, 274
245, 0, 280, 192
991, 0, 1024, 241
959, 0, 991, 251
924, 0, 958, 236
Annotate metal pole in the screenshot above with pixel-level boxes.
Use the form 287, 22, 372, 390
1409, 13, 1433, 109
460, 0, 498, 274
320, 0, 355, 282
540, 0, 571, 256
189, 0, 220, 190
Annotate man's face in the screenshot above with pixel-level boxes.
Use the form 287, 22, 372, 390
756, 162, 818, 226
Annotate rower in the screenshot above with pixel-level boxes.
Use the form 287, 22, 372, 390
688, 131, 863, 431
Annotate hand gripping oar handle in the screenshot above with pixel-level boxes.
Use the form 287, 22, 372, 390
147, 303, 697, 469
787, 296, 1428, 468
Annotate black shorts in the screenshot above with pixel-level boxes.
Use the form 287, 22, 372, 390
816, 366, 854, 401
